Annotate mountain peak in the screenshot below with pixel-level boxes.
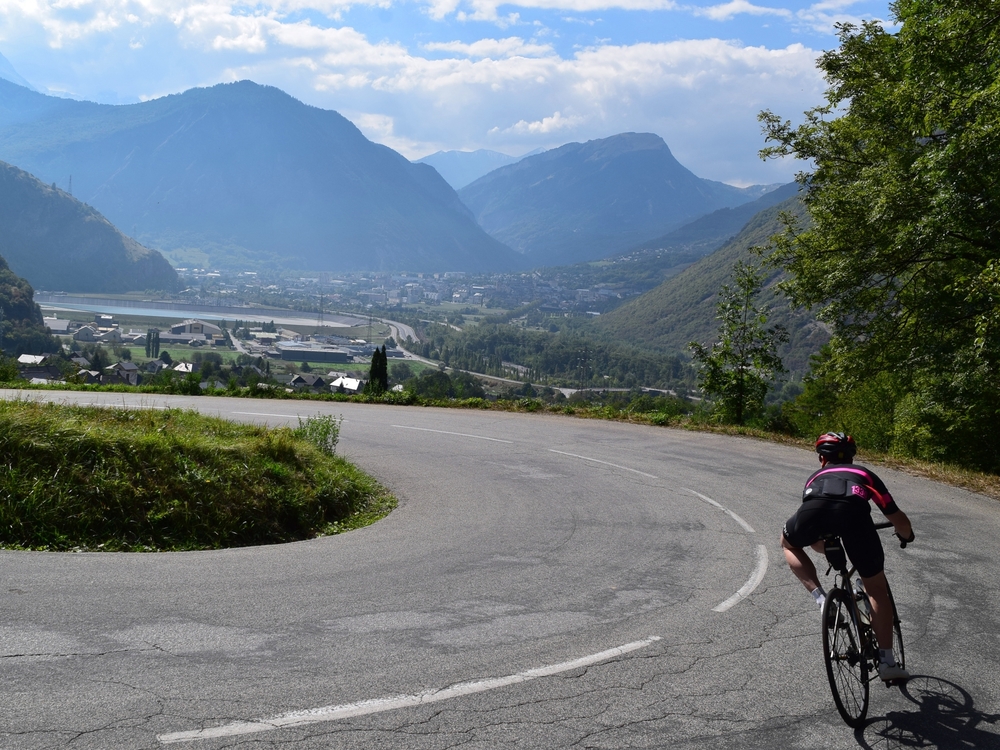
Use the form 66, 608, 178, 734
458, 132, 762, 266
0, 51, 35, 92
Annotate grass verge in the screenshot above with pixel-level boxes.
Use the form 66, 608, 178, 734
0, 400, 395, 551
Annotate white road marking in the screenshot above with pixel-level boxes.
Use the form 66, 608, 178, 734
680, 490, 767, 611
683, 489, 756, 533
392, 425, 513, 443
158, 637, 662, 744
548, 450, 659, 479
713, 544, 769, 613
232, 411, 302, 419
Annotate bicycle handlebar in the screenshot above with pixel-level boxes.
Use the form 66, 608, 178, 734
874, 520, 914, 548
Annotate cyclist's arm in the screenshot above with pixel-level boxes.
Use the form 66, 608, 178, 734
883, 509, 914, 542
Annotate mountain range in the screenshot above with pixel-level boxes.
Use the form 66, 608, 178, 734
0, 160, 179, 293
458, 133, 777, 267
0, 51, 34, 92
0, 78, 520, 273
415, 148, 543, 190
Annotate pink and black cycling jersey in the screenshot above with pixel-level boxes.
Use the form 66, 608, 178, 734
801, 465, 900, 516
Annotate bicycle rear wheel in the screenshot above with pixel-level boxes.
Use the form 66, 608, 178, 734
823, 587, 870, 726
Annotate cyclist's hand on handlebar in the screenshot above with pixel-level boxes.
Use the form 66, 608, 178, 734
896, 530, 915, 548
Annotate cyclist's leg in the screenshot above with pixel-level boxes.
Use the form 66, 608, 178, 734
781, 533, 822, 593
781, 499, 830, 594
860, 571, 894, 650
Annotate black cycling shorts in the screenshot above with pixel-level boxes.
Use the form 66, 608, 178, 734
782, 497, 885, 578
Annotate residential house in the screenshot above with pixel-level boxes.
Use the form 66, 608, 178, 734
329, 376, 364, 394
289, 373, 326, 389
73, 325, 122, 343
105, 361, 141, 386
19, 365, 63, 383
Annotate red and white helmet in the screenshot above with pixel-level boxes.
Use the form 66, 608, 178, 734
815, 432, 856, 463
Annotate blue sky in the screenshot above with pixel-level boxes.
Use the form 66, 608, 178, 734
0, 1, 894, 185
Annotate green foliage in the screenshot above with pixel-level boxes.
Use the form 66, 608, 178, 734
0, 401, 392, 551
760, 1, 1000, 470
415, 321, 689, 389
364, 345, 388, 395
389, 361, 413, 383
0, 256, 60, 356
690, 256, 788, 425
0, 355, 19, 383
294, 414, 343, 456
406, 370, 486, 400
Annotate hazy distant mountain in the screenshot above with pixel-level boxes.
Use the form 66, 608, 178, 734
596, 195, 828, 373
0, 160, 179, 293
631, 181, 800, 256
458, 133, 777, 267
416, 148, 544, 190
0, 78, 521, 273
0, 52, 35, 92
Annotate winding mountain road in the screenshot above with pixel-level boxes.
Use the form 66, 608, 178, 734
2, 391, 999, 749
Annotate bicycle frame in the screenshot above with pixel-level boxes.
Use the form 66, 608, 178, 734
819, 522, 905, 727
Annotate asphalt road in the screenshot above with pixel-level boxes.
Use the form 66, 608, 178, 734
2, 391, 999, 749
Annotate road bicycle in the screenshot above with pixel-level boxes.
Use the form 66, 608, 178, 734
820, 521, 907, 727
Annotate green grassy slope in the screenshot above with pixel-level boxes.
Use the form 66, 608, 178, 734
0, 402, 394, 551
595, 196, 828, 374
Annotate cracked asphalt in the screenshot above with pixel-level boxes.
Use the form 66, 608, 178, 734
2, 392, 999, 749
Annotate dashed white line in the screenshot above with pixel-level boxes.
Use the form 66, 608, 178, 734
391, 425, 513, 443
683, 489, 756, 533
713, 544, 769, 612
157, 637, 661, 744
548, 450, 659, 479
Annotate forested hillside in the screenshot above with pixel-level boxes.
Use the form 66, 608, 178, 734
0, 160, 179, 293
0, 254, 61, 355
596, 196, 827, 374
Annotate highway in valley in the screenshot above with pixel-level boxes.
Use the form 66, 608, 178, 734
2, 391, 999, 749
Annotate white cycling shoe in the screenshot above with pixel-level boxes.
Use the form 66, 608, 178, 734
878, 662, 910, 682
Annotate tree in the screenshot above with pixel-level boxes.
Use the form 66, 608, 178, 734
390, 361, 412, 383
759, 1, 1000, 468
689, 255, 788, 425
364, 345, 388, 395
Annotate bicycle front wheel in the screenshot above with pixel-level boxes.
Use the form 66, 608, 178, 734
822, 587, 870, 727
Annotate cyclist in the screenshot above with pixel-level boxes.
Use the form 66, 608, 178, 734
781, 432, 915, 681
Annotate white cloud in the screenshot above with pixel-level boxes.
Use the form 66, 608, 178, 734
0, 1, 830, 182
694, 1, 792, 22
423, 37, 553, 58
499, 110, 584, 134
794, 0, 890, 34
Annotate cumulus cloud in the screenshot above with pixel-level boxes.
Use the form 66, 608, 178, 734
496, 110, 584, 134
0, 0, 834, 182
423, 37, 553, 58
694, 1, 792, 22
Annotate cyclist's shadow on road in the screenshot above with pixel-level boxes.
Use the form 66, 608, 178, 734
855, 675, 1000, 749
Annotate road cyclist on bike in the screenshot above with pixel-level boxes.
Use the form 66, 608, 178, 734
781, 432, 915, 682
